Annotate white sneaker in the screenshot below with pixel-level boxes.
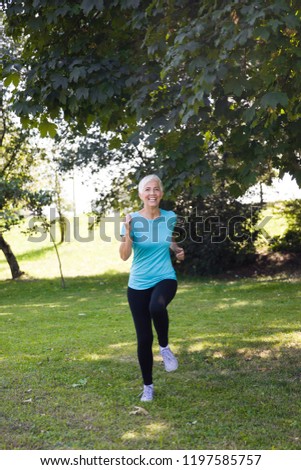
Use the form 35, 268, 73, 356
140, 384, 154, 402
160, 346, 178, 372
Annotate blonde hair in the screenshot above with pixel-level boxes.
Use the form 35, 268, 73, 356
138, 174, 163, 194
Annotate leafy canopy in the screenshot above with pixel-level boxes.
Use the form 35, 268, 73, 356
3, 0, 301, 196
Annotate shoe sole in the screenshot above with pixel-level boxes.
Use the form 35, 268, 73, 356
164, 360, 178, 372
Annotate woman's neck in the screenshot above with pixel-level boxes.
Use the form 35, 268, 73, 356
139, 206, 161, 220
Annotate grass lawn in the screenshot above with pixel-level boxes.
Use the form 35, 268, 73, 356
0, 217, 300, 449
1, 273, 301, 450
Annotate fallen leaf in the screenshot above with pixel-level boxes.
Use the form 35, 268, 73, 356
129, 406, 149, 416
72, 378, 88, 388
23, 398, 33, 403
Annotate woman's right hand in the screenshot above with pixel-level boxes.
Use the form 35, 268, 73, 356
124, 213, 132, 234
120, 214, 133, 261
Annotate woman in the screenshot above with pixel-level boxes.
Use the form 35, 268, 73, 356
119, 174, 184, 402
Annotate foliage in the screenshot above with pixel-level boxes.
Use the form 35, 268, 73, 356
270, 199, 301, 252
0, 29, 53, 279
171, 190, 261, 275
2, 0, 301, 196
0, 14, 53, 235
0, 115, 52, 234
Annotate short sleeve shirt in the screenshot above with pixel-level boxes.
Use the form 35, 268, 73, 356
121, 209, 177, 289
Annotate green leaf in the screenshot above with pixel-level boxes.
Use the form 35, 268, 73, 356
254, 26, 271, 41
237, 29, 250, 46
108, 136, 123, 150
224, 78, 244, 97
20, 116, 31, 129
242, 105, 256, 123
175, 32, 187, 45
69, 66, 86, 83
4, 72, 20, 87
47, 122, 57, 138
267, 19, 282, 32
72, 378, 88, 388
120, 0, 141, 9
80, 0, 103, 15
261, 92, 289, 109
38, 120, 57, 138
75, 87, 89, 100
51, 74, 68, 90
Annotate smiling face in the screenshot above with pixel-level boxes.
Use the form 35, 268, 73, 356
139, 179, 164, 209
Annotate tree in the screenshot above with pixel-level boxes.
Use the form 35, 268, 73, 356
0, 112, 53, 278
0, 8, 55, 279
2, 0, 301, 197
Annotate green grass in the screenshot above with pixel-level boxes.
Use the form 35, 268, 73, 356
1, 274, 300, 450
0, 216, 131, 280
255, 202, 288, 249
0, 216, 301, 449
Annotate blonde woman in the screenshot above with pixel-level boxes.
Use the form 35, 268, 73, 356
120, 175, 184, 401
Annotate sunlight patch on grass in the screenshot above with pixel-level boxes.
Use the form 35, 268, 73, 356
145, 422, 169, 434
121, 422, 169, 443
109, 342, 135, 350
237, 347, 282, 360
229, 300, 256, 308
119, 355, 136, 363
176, 286, 195, 293
153, 354, 163, 363
212, 351, 226, 359
258, 349, 276, 359
280, 331, 301, 348
11, 302, 63, 310
188, 342, 206, 353
121, 431, 139, 441
213, 299, 265, 311
80, 353, 113, 361
255, 331, 301, 346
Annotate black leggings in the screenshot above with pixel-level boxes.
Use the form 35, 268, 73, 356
127, 279, 177, 385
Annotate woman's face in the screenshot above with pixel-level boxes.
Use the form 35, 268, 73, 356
139, 179, 163, 208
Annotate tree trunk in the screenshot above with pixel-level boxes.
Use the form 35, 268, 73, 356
0, 233, 24, 279
58, 212, 67, 244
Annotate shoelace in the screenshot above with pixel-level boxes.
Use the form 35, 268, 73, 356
161, 348, 173, 361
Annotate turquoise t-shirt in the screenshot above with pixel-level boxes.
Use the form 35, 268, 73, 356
121, 209, 177, 290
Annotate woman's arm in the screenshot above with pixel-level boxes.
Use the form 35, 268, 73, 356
119, 214, 133, 261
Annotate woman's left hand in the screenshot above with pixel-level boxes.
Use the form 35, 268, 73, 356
175, 246, 185, 261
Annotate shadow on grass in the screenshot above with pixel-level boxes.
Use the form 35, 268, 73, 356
16, 244, 56, 262
0, 245, 56, 269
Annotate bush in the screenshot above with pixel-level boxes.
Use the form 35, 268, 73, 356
271, 230, 301, 253
168, 191, 261, 275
